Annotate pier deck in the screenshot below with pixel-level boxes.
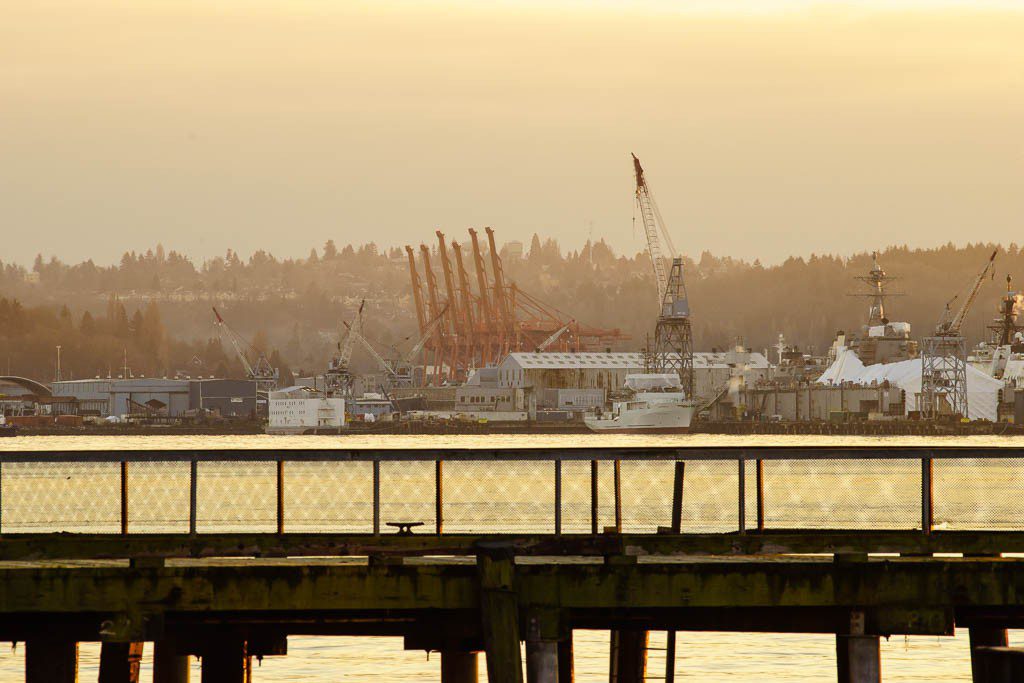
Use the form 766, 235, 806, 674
2, 446, 1024, 682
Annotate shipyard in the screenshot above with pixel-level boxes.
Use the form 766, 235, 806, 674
3, 158, 1023, 438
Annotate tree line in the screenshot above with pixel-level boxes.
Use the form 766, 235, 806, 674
0, 237, 1019, 383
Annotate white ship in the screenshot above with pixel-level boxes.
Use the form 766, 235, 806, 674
584, 374, 696, 433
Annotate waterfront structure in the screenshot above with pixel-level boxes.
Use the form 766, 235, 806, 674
494, 351, 771, 403
819, 345, 1002, 421
189, 379, 260, 418
1, 445, 1024, 682
709, 382, 906, 422
267, 385, 344, 434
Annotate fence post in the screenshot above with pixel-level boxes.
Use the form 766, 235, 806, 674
738, 456, 746, 534
373, 460, 381, 536
756, 459, 765, 532
276, 459, 285, 535
554, 460, 562, 536
435, 460, 444, 535
590, 460, 599, 534
670, 461, 685, 533
613, 460, 622, 533
922, 455, 934, 534
189, 459, 198, 535
120, 461, 129, 535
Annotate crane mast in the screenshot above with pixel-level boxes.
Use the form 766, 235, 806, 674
326, 300, 365, 397
920, 250, 997, 420
212, 307, 279, 391
632, 154, 694, 397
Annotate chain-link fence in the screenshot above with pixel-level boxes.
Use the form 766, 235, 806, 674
0, 450, 1014, 535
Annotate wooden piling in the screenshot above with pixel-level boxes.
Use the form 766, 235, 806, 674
526, 640, 558, 683
201, 639, 251, 683
971, 627, 1009, 682
972, 646, 1024, 682
558, 637, 575, 683
25, 638, 78, 683
478, 551, 524, 683
154, 641, 190, 683
665, 630, 677, 683
440, 651, 478, 683
609, 630, 647, 683
99, 641, 144, 683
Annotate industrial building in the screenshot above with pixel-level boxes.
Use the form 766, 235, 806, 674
267, 386, 345, 434
189, 379, 260, 419
51, 378, 260, 419
494, 351, 772, 402
709, 383, 906, 422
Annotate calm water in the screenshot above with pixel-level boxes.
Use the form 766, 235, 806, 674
0, 433, 1021, 681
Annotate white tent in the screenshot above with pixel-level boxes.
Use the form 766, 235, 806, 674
817, 346, 1003, 421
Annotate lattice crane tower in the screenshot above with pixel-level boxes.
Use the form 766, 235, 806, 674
632, 153, 694, 397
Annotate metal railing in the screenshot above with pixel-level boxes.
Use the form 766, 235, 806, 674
0, 447, 1021, 538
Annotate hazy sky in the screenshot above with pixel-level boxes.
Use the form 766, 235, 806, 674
3, 1, 1023, 266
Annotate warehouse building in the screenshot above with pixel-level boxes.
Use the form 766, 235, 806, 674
189, 379, 259, 418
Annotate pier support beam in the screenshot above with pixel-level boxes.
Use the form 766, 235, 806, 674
99, 641, 144, 683
154, 641, 190, 683
971, 627, 1009, 682
200, 639, 251, 683
25, 638, 78, 683
836, 612, 880, 683
558, 637, 574, 683
609, 630, 647, 683
440, 651, 478, 683
478, 551, 524, 683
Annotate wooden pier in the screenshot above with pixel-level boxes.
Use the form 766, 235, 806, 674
1, 446, 1024, 681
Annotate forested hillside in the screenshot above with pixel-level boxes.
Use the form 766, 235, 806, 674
0, 238, 1016, 383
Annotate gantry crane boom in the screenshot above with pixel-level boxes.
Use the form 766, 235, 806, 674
405, 246, 427, 335
468, 229, 496, 365
451, 240, 477, 354
336, 300, 366, 372
212, 307, 278, 389
536, 320, 573, 352
936, 250, 998, 335
632, 153, 679, 307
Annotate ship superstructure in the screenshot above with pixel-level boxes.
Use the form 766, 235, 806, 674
846, 253, 918, 365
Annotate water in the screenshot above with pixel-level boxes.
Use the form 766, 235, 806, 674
0, 433, 1020, 681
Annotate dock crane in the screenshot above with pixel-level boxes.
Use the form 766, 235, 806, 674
920, 250, 997, 419
346, 304, 450, 387
632, 153, 694, 396
212, 308, 279, 391
325, 300, 366, 397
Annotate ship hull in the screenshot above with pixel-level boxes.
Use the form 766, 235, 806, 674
584, 403, 695, 433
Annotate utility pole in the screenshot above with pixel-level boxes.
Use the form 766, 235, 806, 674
55, 345, 62, 382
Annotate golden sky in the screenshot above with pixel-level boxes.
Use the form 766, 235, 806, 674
3, 1, 1022, 264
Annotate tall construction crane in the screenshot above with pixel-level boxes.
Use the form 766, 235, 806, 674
347, 304, 450, 387
632, 153, 679, 307
212, 308, 279, 391
632, 154, 694, 397
326, 300, 366, 397
920, 250, 997, 419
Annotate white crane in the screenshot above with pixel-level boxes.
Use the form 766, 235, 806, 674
632, 153, 679, 307
344, 304, 451, 386
535, 320, 573, 352
212, 307, 279, 390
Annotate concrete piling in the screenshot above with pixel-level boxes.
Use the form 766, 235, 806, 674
836, 612, 880, 683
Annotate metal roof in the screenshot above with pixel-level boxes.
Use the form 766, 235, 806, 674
501, 352, 771, 371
